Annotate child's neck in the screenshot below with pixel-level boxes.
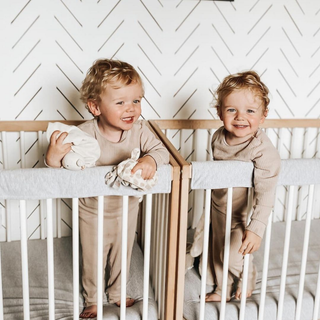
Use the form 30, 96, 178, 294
225, 132, 254, 146
97, 121, 123, 143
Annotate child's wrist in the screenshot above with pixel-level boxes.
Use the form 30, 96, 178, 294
45, 157, 62, 168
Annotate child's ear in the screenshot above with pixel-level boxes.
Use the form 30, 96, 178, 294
217, 107, 223, 121
87, 100, 101, 116
260, 109, 268, 124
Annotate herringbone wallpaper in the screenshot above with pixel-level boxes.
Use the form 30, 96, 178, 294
0, 0, 319, 240
1, 0, 319, 122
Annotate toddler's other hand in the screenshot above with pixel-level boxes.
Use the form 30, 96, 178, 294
131, 155, 156, 180
239, 230, 261, 255
46, 130, 72, 168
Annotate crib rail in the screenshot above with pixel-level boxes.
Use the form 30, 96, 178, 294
0, 120, 181, 320
149, 119, 320, 320
150, 119, 320, 129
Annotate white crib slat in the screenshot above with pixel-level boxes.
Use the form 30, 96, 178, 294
313, 261, 320, 320
258, 213, 273, 320
316, 128, 320, 158
4, 200, 10, 243
57, 199, 62, 238
143, 194, 152, 319
277, 128, 283, 155
240, 188, 254, 320
46, 199, 55, 320
277, 185, 295, 320
220, 187, 233, 320
20, 200, 30, 320
19, 131, 26, 168
0, 245, 4, 320
141, 199, 146, 251
1, 132, 8, 169
120, 196, 129, 320
38, 131, 46, 240
295, 185, 314, 320
97, 196, 104, 320
40, 199, 46, 240
2, 132, 11, 243
72, 198, 80, 320
199, 189, 211, 320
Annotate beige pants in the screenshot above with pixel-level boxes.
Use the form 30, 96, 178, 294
210, 188, 257, 299
79, 196, 139, 306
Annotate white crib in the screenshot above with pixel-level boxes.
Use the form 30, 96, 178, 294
0, 120, 181, 320
149, 119, 320, 320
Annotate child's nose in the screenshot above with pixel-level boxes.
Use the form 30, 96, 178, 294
235, 111, 244, 120
126, 102, 135, 112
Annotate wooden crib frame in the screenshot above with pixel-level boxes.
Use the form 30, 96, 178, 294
149, 119, 320, 320
0, 120, 181, 320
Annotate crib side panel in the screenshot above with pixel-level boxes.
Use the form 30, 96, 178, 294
155, 120, 320, 223
0, 130, 72, 241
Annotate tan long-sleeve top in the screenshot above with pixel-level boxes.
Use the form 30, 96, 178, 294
78, 119, 169, 167
211, 126, 281, 238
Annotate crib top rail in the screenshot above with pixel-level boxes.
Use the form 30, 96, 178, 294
150, 119, 320, 130
0, 165, 172, 199
191, 158, 320, 190
0, 120, 85, 131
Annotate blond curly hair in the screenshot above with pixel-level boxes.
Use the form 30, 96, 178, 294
80, 59, 144, 114
214, 71, 270, 117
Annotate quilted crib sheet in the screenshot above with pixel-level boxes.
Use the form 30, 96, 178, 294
1, 237, 157, 320
184, 219, 320, 320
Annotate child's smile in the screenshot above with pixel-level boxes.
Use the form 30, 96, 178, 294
122, 116, 135, 124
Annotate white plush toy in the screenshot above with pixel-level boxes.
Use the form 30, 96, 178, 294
105, 148, 158, 191
46, 122, 101, 171
62, 151, 86, 170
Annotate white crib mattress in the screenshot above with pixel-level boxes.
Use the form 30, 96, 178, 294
184, 219, 320, 320
1, 237, 157, 320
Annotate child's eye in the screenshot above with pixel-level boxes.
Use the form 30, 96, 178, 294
226, 108, 236, 113
116, 101, 124, 105
247, 109, 255, 113
133, 99, 140, 104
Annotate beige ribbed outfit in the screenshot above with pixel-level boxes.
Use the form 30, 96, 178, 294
209, 126, 281, 299
77, 119, 169, 306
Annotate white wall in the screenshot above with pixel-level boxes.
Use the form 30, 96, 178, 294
1, 0, 319, 121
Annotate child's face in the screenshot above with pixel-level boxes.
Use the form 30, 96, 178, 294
88, 81, 143, 139
219, 89, 267, 145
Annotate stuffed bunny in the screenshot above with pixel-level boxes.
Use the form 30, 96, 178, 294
105, 148, 158, 191
62, 151, 86, 170
46, 122, 101, 171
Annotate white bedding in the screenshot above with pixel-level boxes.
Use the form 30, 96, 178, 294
184, 219, 320, 320
1, 237, 157, 320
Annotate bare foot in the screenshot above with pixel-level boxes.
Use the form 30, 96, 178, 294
205, 293, 230, 302
234, 287, 252, 300
79, 305, 97, 319
114, 298, 135, 307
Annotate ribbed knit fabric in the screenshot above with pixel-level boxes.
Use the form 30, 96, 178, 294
211, 126, 281, 238
77, 118, 169, 305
